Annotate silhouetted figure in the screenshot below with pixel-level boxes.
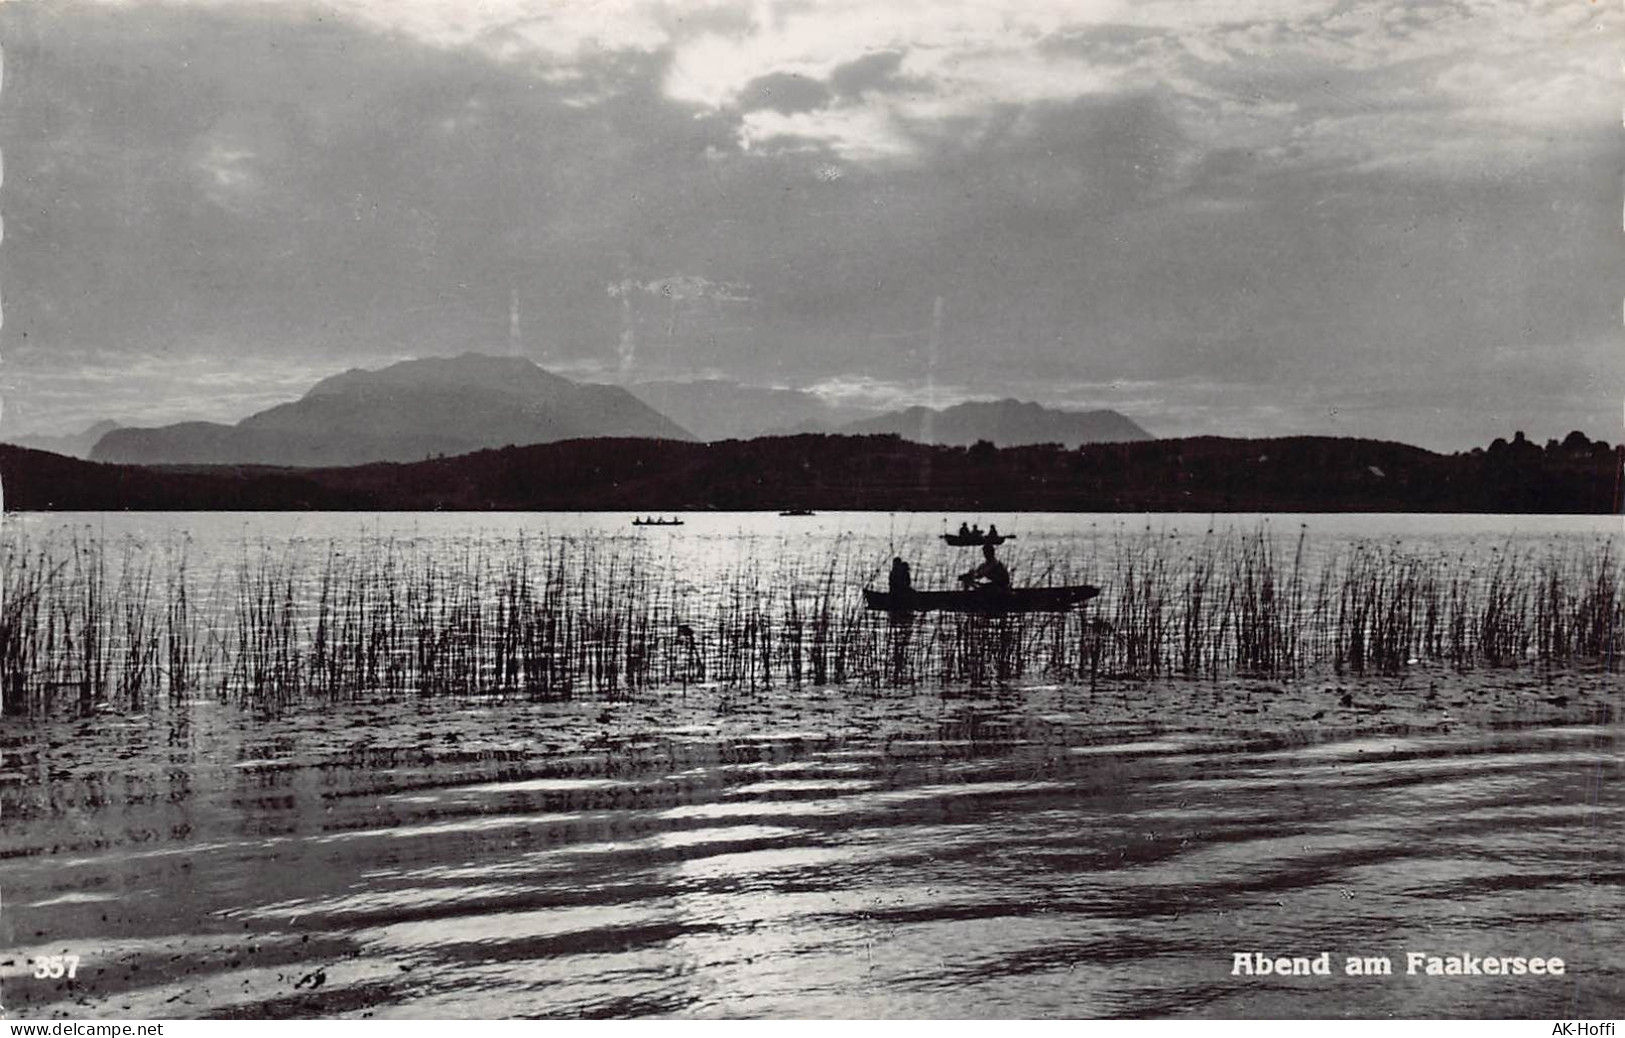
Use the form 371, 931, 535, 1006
959, 543, 1009, 591
958, 522, 971, 538
889, 556, 913, 594
986, 523, 999, 540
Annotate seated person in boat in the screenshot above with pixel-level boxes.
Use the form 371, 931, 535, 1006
957, 522, 972, 538
986, 523, 999, 539
889, 556, 913, 594
959, 544, 1010, 591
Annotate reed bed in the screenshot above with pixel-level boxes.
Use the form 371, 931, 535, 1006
0, 526, 1618, 716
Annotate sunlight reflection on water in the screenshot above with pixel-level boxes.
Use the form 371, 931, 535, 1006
3, 681, 1619, 1019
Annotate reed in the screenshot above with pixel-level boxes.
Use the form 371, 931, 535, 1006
0, 524, 1617, 716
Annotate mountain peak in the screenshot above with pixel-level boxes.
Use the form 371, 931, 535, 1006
304, 352, 572, 400
94, 354, 694, 467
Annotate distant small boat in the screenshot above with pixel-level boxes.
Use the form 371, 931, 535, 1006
942, 532, 1014, 547
632, 516, 684, 527
864, 585, 1098, 614
779, 509, 816, 517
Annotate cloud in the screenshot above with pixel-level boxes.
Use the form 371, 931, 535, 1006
737, 70, 832, 114
0, 349, 351, 433
740, 103, 913, 162
4, 0, 1616, 452
658, 0, 1615, 177
829, 50, 906, 97
72, 0, 1616, 177
307, 0, 680, 59
803, 374, 987, 413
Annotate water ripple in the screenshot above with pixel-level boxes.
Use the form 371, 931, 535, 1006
3, 687, 1619, 1018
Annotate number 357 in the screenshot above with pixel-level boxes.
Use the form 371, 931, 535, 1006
33, 955, 80, 979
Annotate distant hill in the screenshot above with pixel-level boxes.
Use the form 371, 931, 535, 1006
15, 432, 1620, 514
0, 444, 365, 510
2, 420, 122, 459
838, 399, 1151, 447
92, 354, 695, 466
624, 379, 879, 442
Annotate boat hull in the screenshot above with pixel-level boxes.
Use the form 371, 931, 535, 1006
864, 585, 1099, 614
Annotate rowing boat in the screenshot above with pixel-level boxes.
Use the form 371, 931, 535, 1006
863, 585, 1099, 614
941, 533, 1014, 547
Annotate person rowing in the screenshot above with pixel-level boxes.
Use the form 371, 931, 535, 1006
959, 543, 1009, 591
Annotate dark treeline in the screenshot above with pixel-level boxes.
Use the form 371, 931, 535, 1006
2, 431, 1620, 513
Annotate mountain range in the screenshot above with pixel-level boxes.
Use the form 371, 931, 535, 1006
91, 354, 694, 466
623, 380, 1152, 445
80, 353, 1152, 466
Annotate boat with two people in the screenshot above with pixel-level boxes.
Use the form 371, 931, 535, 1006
632, 516, 684, 527
868, 543, 1098, 614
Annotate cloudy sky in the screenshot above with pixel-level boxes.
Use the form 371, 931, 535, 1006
1, 0, 1617, 449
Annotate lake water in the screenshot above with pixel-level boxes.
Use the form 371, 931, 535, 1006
11, 509, 1617, 577
1, 512, 1620, 1018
